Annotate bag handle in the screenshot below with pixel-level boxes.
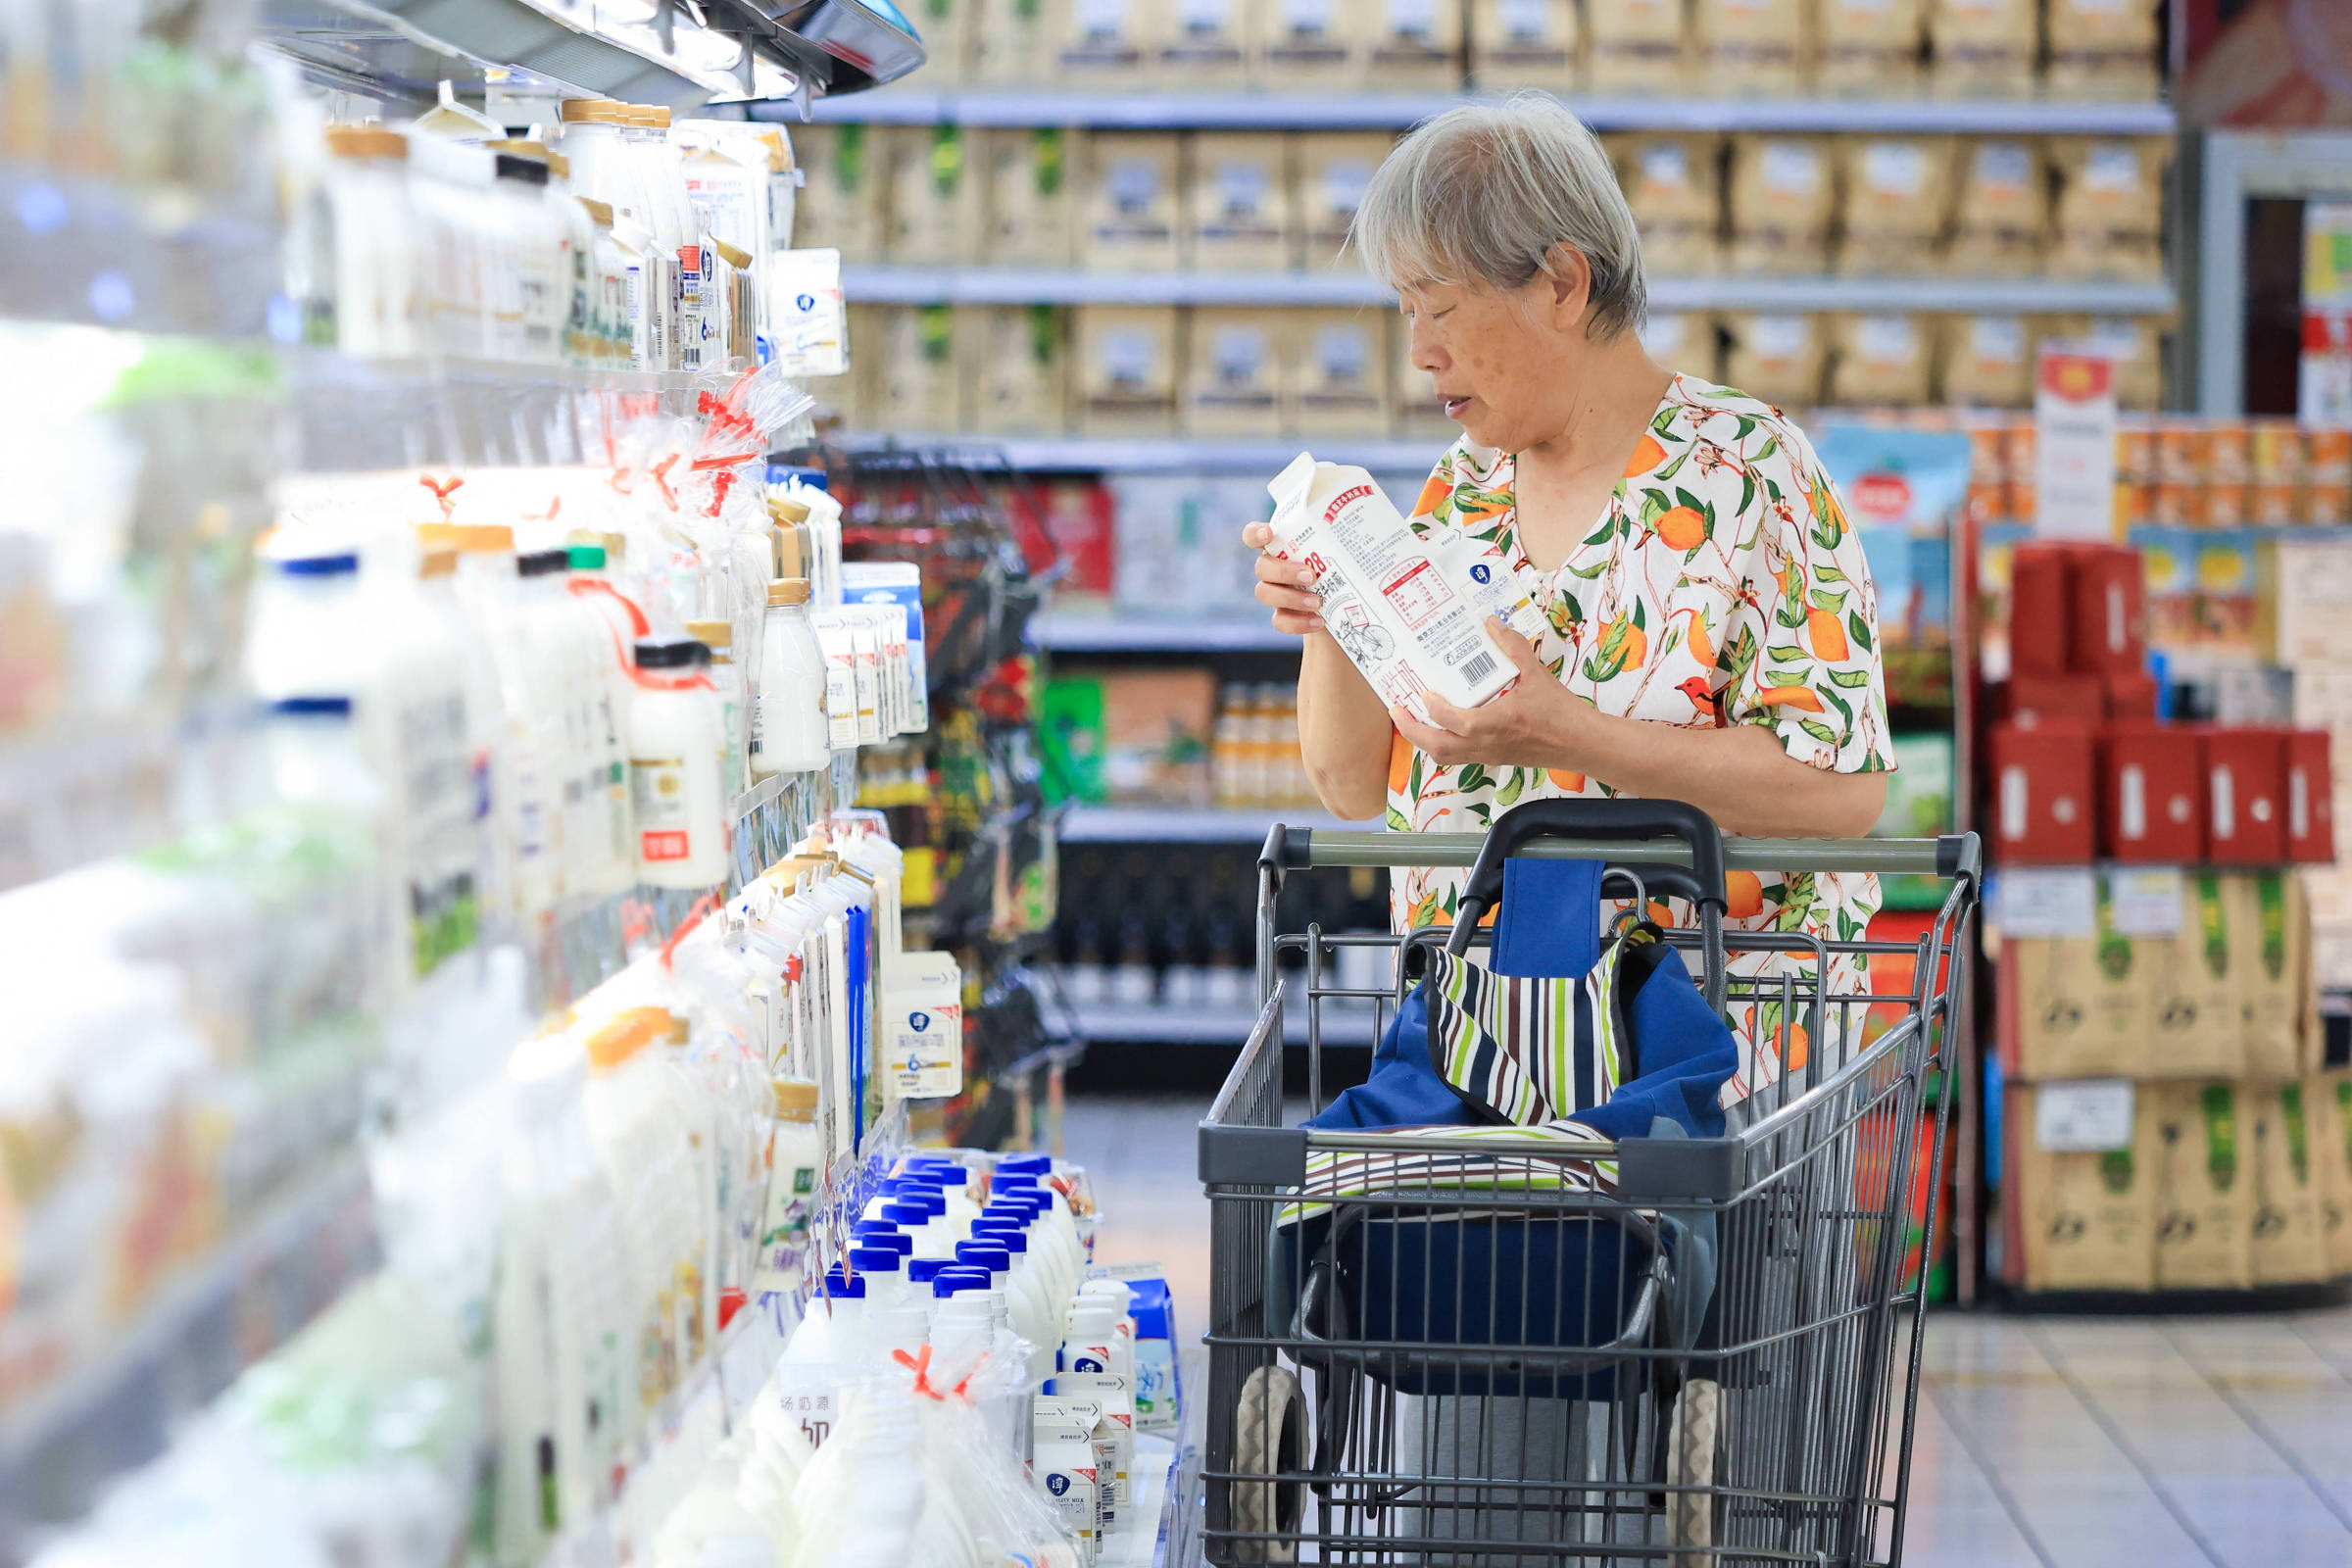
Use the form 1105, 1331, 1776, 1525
1446, 799, 1730, 1011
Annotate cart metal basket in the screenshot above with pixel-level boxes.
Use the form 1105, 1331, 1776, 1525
1199, 814, 1980, 1566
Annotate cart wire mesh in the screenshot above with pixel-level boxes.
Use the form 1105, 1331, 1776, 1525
1199, 828, 1979, 1566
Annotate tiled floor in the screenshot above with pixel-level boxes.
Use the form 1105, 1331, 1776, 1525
1064, 1092, 2352, 1568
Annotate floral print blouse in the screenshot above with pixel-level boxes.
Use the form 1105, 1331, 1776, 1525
1384, 374, 1897, 1103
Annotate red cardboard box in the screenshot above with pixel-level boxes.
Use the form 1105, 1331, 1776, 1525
2006, 676, 2104, 728
2203, 726, 2287, 864
2287, 730, 2336, 864
2099, 720, 2204, 862
2009, 546, 2074, 679
2068, 546, 2148, 677
2102, 669, 2160, 721
1989, 721, 2096, 863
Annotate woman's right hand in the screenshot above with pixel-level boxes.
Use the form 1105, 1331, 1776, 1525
1243, 521, 1325, 636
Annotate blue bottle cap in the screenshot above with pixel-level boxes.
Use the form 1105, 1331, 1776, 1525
879, 1201, 932, 1227
907, 1257, 949, 1284
823, 1266, 865, 1299
956, 1243, 1010, 1274
970, 1221, 1028, 1253
849, 1247, 901, 1274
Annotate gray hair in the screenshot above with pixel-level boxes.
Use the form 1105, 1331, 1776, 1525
1349, 92, 1647, 340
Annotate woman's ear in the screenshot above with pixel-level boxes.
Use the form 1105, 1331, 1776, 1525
1545, 244, 1593, 332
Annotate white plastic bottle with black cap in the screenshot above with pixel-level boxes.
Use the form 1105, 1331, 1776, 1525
627, 636, 726, 887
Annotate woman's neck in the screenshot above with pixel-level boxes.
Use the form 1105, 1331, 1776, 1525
1515, 335, 1675, 484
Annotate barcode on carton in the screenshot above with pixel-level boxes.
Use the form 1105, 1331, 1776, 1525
1458, 652, 1498, 684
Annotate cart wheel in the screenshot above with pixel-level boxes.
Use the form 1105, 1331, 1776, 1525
1233, 1364, 1304, 1563
1667, 1376, 1720, 1553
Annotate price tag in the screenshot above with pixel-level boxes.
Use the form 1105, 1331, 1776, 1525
1989, 866, 2096, 937
2106, 866, 2184, 937
2034, 1080, 2135, 1152
772, 1365, 843, 1451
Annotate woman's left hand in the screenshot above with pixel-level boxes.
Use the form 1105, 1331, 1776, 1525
1389, 618, 1595, 770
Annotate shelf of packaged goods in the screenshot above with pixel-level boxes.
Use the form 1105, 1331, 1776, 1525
0, 170, 280, 339
804, 89, 2177, 135
0, 1154, 378, 1521
1029, 611, 1307, 651
1060, 805, 1364, 843
842, 265, 2179, 316
1054, 999, 1385, 1046
857, 435, 1441, 477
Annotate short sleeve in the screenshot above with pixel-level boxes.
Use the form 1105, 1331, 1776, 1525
1713, 426, 1896, 774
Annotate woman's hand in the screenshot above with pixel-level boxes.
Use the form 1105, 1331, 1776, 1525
1389, 618, 1592, 769
1242, 521, 1324, 635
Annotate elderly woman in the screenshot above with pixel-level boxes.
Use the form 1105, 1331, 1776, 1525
1245, 95, 1892, 1103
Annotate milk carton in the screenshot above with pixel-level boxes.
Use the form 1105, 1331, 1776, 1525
1033, 1396, 1102, 1562
1265, 453, 1541, 722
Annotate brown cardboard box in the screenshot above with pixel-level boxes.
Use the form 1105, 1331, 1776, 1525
2008, 1082, 2157, 1292
1098, 668, 1218, 803
1290, 309, 1390, 438
1184, 309, 1285, 436
2151, 1081, 2254, 1291
1943, 139, 2048, 277
1364, 0, 1463, 89
2145, 872, 2247, 1080
2248, 1082, 2329, 1284
2044, 0, 2158, 56
1075, 306, 1180, 436
1824, 313, 1936, 406
984, 127, 1075, 268
1814, 0, 1922, 93
1838, 138, 1954, 275
2048, 138, 2168, 284
2236, 871, 2304, 1080
1586, 0, 1689, 91
1258, 0, 1369, 89
904, 0, 975, 80
2308, 1073, 2352, 1277
1054, 0, 1159, 89
1186, 134, 1297, 273
791, 123, 887, 261
1928, 0, 2034, 95
1156, 0, 1253, 86
884, 123, 984, 265
1941, 315, 2034, 409
2001, 925, 2146, 1082
836, 303, 886, 428
1725, 136, 1835, 274
1692, 0, 1808, 97
873, 304, 966, 432
1297, 133, 1394, 269
1719, 312, 1826, 409
1080, 133, 1182, 272
1612, 134, 1723, 275
974, 305, 1068, 436
1469, 0, 1580, 89
971, 0, 1067, 82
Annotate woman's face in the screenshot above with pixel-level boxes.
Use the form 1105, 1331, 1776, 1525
1400, 270, 1589, 453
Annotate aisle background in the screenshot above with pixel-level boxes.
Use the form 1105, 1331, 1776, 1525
1066, 1091, 2352, 1568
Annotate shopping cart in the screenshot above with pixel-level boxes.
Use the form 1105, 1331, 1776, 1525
1199, 805, 1979, 1566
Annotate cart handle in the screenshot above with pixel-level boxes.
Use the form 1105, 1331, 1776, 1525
1264, 826, 1982, 882
1447, 798, 1729, 948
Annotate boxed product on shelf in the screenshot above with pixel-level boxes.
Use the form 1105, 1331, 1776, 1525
2143, 873, 2250, 1079
1816, 0, 1925, 93
839, 302, 885, 425
1055, 0, 1157, 88
1611, 133, 1723, 275
2311, 1075, 2352, 1276
874, 303, 966, 431
1720, 312, 1826, 408
1158, 0, 1253, 84
1927, 0, 2036, 95
1260, 0, 1366, 87
1824, 313, 1936, 406
973, 304, 1070, 435
2001, 922, 2146, 1081
2048, 138, 2168, 283
791, 123, 886, 263
1944, 139, 2048, 276
1725, 136, 1836, 274
1041, 478, 1119, 598
2043, 0, 2162, 100
2151, 1081, 2255, 1291
1694, 0, 1809, 96
909, 0, 976, 80
2262, 537, 2352, 668
1042, 667, 1217, 803
1838, 138, 1953, 275
1108, 473, 1268, 614
1986, 719, 2095, 861
971, 0, 1065, 82
884, 123, 983, 266
1586, 0, 1690, 90
2250, 1081, 2331, 1283
1184, 308, 1285, 435
2204, 726, 2287, 865
2237, 870, 2317, 1080
1291, 308, 1392, 437
1942, 315, 2036, 407
1080, 131, 1182, 272
2099, 719, 2205, 861
1074, 305, 1181, 435
2005, 1081, 2159, 1292
1365, 0, 1465, 89
985, 126, 1075, 268
1186, 132, 1297, 272
1638, 310, 1716, 380
1297, 132, 1394, 267
1469, 0, 1581, 89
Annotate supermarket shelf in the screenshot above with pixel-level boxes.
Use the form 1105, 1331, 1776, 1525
844, 265, 2178, 316
1030, 611, 1307, 650
1055, 1000, 1383, 1046
859, 436, 1440, 476
807, 88, 2177, 135
0, 170, 279, 338
1061, 805, 1364, 843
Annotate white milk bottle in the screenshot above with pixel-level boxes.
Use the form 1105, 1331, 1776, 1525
581, 1008, 680, 1408
1265, 453, 1537, 720
686, 619, 745, 800
750, 577, 830, 776
627, 637, 728, 888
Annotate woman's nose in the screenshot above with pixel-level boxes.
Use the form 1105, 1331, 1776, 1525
1409, 320, 1446, 375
